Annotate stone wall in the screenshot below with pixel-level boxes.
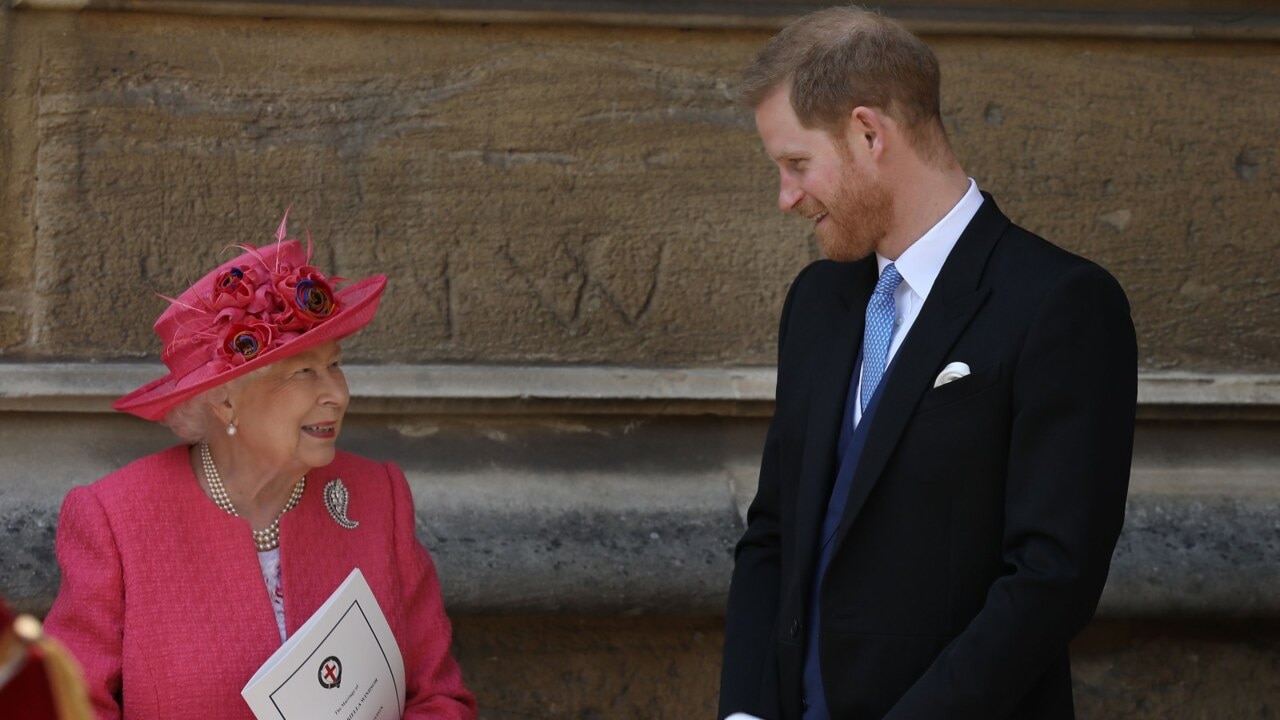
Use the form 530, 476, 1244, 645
2, 8, 1277, 370
1, 3, 1278, 718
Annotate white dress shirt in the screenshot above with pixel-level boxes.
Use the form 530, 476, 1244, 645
853, 178, 984, 427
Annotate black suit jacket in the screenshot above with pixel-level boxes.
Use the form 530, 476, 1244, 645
719, 195, 1137, 720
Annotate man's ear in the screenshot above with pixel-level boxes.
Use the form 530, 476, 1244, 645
847, 106, 888, 158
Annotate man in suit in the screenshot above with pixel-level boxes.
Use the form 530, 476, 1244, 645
718, 7, 1137, 720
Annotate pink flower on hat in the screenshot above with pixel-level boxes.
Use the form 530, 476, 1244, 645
294, 270, 339, 322
220, 319, 277, 366
269, 265, 340, 332
206, 265, 265, 326
210, 267, 251, 307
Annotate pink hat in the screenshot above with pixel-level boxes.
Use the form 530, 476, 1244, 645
114, 214, 386, 421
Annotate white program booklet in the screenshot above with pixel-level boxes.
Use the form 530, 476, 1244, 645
242, 568, 406, 720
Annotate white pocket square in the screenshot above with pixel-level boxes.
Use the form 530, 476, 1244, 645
933, 361, 971, 388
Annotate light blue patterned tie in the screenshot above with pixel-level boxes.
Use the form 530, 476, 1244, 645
860, 263, 903, 413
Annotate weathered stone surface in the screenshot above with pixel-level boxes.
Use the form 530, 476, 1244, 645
0, 7, 38, 355
0, 11, 1275, 370
428, 505, 739, 614
934, 37, 1280, 373
0, 499, 57, 615
1106, 493, 1280, 617
453, 615, 723, 720
0, 311, 27, 351
1073, 619, 1280, 719
6, 361, 1280, 416
450, 616, 1280, 720
6, 11, 800, 366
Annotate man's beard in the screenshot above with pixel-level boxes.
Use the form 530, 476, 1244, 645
805, 162, 894, 263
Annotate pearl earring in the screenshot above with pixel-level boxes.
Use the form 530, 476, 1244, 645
227, 422, 237, 436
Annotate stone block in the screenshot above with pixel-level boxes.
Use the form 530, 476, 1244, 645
1073, 619, 1280, 719
933, 36, 1280, 373
453, 615, 722, 720
0, 308, 27, 351
449, 616, 1280, 720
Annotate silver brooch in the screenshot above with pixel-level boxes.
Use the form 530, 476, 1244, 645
323, 478, 359, 530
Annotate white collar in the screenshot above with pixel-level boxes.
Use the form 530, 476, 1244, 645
876, 178, 983, 298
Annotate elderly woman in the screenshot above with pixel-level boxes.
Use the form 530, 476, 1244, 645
44, 216, 477, 719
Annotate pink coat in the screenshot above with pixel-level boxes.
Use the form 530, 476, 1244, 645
44, 446, 477, 720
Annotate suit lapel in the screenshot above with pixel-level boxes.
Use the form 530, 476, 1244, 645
792, 259, 875, 580
831, 196, 1010, 549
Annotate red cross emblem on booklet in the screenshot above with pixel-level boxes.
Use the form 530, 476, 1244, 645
318, 656, 342, 689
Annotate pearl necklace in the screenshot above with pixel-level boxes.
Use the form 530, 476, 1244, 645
199, 442, 305, 552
